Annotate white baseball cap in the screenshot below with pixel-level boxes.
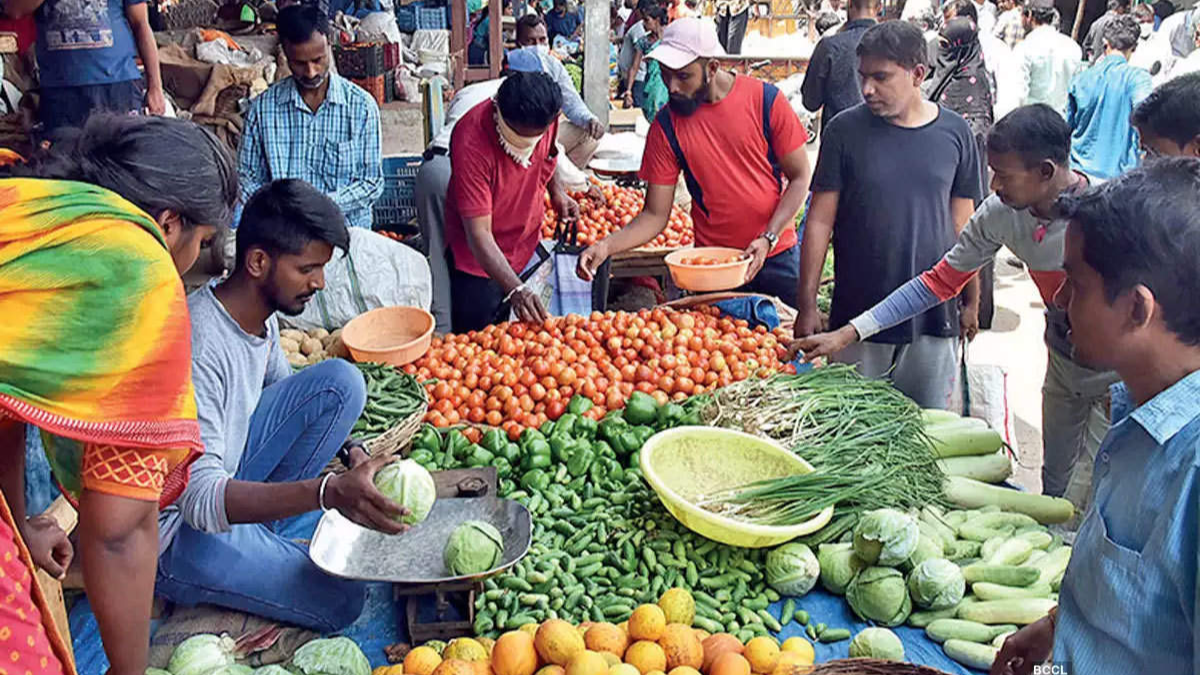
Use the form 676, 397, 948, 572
647, 18, 726, 71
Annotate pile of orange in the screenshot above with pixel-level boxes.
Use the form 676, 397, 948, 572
402, 307, 792, 435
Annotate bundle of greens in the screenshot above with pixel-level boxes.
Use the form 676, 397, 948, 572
694, 366, 946, 536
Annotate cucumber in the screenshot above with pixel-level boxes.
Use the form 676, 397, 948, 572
926, 619, 1016, 644
927, 421, 1004, 458
1025, 546, 1072, 585
922, 408, 964, 425
937, 452, 1013, 484
959, 598, 1058, 626
943, 639, 1000, 670
907, 605, 961, 628
945, 476, 1076, 524
986, 539, 1035, 566
962, 564, 1041, 587
959, 512, 1039, 542
946, 540, 982, 560
972, 581, 1054, 601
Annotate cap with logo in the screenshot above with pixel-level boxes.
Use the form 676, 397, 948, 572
647, 17, 727, 71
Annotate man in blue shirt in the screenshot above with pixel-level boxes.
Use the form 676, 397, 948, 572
991, 158, 1200, 674
545, 0, 583, 43
1067, 14, 1153, 179
4, 0, 166, 135
239, 5, 383, 228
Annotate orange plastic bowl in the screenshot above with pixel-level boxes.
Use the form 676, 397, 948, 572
341, 306, 435, 366
664, 247, 752, 292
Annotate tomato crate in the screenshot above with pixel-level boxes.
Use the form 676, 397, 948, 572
334, 42, 385, 79
373, 155, 423, 229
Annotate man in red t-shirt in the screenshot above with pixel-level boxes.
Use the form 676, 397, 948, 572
445, 70, 579, 332
578, 18, 813, 307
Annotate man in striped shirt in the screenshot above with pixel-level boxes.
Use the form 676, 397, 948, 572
239, 5, 383, 229
791, 104, 1119, 518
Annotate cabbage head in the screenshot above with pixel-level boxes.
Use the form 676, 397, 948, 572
765, 543, 820, 597
210, 667, 253, 675
373, 459, 437, 525
900, 534, 945, 573
253, 667, 295, 675
848, 627, 904, 660
444, 520, 504, 575
168, 634, 236, 675
907, 558, 966, 610
846, 566, 912, 627
817, 543, 867, 596
852, 508, 920, 566
292, 637, 370, 675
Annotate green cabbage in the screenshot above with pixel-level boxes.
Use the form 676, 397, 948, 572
852, 508, 920, 566
373, 459, 437, 525
444, 520, 504, 575
167, 634, 236, 675
292, 637, 370, 675
907, 558, 966, 610
817, 543, 868, 596
848, 627, 905, 660
765, 543, 820, 597
211, 667, 254, 675
846, 566, 912, 627
253, 667, 295, 675
900, 534, 945, 573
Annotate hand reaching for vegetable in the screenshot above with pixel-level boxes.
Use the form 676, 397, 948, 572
510, 287, 550, 324
576, 241, 609, 281
22, 515, 73, 579
327, 454, 411, 535
792, 306, 824, 340
990, 615, 1055, 675
788, 324, 857, 362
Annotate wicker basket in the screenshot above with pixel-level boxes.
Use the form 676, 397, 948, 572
365, 396, 429, 458
809, 660, 954, 675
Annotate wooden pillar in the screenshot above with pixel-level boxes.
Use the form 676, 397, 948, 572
582, 0, 610, 126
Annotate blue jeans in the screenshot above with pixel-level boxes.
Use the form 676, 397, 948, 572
739, 242, 799, 309
155, 360, 368, 632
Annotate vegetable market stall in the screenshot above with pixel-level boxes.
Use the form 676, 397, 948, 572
62, 303, 1066, 675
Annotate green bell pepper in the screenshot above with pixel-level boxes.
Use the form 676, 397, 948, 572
591, 440, 613, 457
480, 428, 507, 454
502, 442, 522, 465
521, 468, 551, 492
539, 420, 556, 437
656, 403, 686, 429
681, 409, 703, 426
519, 428, 546, 451
615, 430, 642, 457
575, 416, 598, 440
549, 435, 575, 463
598, 417, 628, 444
567, 444, 595, 477
521, 437, 552, 470
624, 391, 659, 425
413, 424, 441, 453
445, 430, 471, 458
409, 449, 435, 464
466, 444, 494, 467
631, 425, 656, 446
567, 395, 594, 416
553, 413, 579, 438
493, 456, 512, 478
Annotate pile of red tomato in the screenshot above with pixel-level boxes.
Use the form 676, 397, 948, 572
540, 182, 695, 249
402, 307, 794, 438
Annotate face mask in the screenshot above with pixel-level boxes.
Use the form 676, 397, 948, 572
1141, 23, 1153, 38
537, 44, 551, 54
495, 108, 544, 167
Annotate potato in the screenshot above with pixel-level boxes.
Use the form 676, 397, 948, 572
280, 328, 306, 343
279, 336, 301, 354
287, 352, 308, 368
300, 337, 323, 356
306, 352, 325, 365
307, 328, 330, 340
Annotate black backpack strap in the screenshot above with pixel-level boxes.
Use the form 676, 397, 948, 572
655, 106, 708, 217
761, 80, 783, 193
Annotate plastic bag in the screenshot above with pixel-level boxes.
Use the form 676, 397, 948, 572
949, 343, 1020, 447
279, 228, 433, 332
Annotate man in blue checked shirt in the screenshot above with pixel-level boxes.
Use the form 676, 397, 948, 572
991, 158, 1200, 674
239, 5, 383, 229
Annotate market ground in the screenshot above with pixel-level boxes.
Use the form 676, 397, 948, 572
385, 118, 1047, 491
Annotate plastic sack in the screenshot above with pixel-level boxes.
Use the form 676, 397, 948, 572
949, 343, 1020, 447
357, 11, 402, 43
279, 228, 433, 332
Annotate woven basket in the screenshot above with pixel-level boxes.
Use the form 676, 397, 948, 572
809, 660, 954, 675
365, 396, 429, 457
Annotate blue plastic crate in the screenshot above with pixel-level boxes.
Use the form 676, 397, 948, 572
373, 155, 423, 228
396, 3, 417, 32
416, 5, 448, 29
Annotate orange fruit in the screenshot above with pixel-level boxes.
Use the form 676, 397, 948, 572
624, 641, 667, 675
700, 635, 744, 674
628, 605, 668, 642
658, 624, 703, 671
537, 619, 587, 666
404, 647, 443, 675
586, 623, 630, 658
743, 638, 780, 675
657, 589, 696, 626
536, 667, 566, 675
566, 651, 610, 675
771, 653, 813, 675
610, 665, 641, 675
431, 660, 477, 675
778, 639, 813, 666
493, 631, 540, 675
709, 654, 751, 675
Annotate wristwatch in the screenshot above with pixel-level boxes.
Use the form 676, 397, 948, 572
337, 438, 368, 469
758, 231, 779, 248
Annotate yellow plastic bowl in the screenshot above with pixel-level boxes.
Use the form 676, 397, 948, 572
639, 426, 834, 548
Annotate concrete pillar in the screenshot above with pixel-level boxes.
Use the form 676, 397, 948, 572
583, 0, 610, 126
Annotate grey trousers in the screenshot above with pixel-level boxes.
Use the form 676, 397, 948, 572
832, 335, 960, 410
415, 153, 453, 334
1042, 347, 1118, 518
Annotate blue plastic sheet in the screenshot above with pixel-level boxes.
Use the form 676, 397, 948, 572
768, 590, 980, 674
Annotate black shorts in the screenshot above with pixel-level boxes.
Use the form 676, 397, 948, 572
39, 80, 145, 138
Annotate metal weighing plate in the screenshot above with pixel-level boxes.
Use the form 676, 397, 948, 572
309, 497, 532, 584
588, 157, 642, 175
